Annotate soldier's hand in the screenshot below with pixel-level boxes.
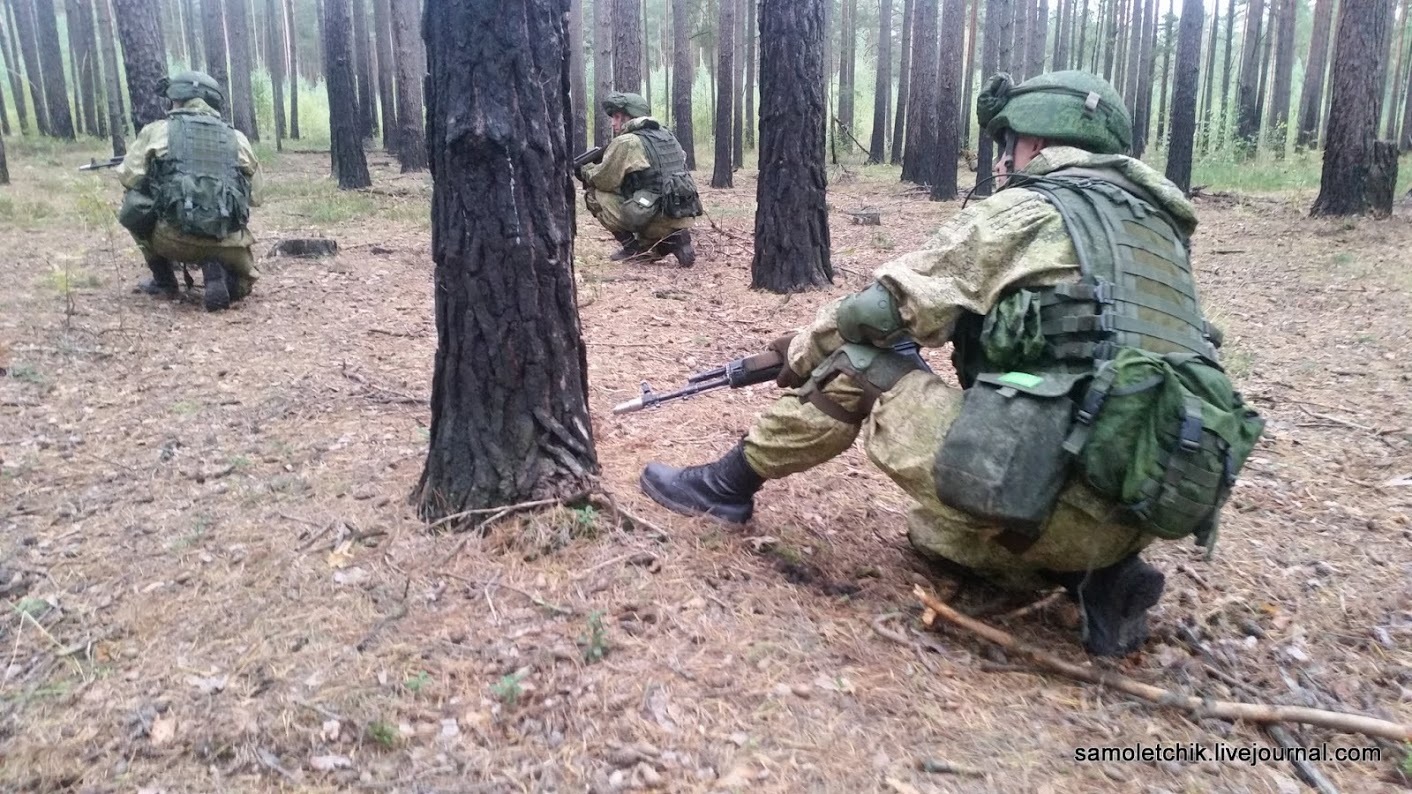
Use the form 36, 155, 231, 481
767, 333, 806, 389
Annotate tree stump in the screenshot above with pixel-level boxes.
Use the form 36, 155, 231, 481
269, 238, 339, 258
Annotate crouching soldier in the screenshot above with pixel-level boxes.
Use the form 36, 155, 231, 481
636, 71, 1264, 657
580, 92, 702, 266
116, 71, 263, 311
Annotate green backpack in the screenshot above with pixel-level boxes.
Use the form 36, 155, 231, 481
1063, 347, 1264, 550
153, 112, 251, 240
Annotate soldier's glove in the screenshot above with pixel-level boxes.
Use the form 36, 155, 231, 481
767, 333, 807, 389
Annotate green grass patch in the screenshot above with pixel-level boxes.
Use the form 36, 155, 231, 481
0, 195, 58, 225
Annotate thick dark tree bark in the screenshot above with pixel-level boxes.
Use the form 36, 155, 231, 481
961, 0, 978, 148
710, 0, 733, 187
227, 0, 260, 139
1234, 0, 1264, 155
201, 0, 232, 122
266, 0, 285, 148
1403, 38, 1412, 149
976, 0, 1013, 197
1266, 0, 1294, 155
33, 0, 73, 137
745, 0, 755, 148
671, 0, 694, 167
0, 48, 9, 134
324, 0, 370, 187
838, 0, 857, 137
592, 0, 611, 145
351, 0, 376, 137
372, 0, 395, 149
285, 0, 300, 136
0, 133, 8, 182
614, 0, 642, 92
391, 0, 425, 169
732, 0, 744, 165
753, 0, 832, 292
901, 0, 937, 184
569, 0, 586, 151
1, 2, 31, 134
94, 0, 124, 151
1312, 0, 1395, 216
930, 0, 963, 199
418, 0, 597, 517
113, 0, 165, 132
869, 0, 892, 163
890, 0, 913, 163
1165, 0, 1200, 192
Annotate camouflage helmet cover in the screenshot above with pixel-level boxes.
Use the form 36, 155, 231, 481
602, 91, 651, 119
160, 70, 225, 111
976, 70, 1132, 155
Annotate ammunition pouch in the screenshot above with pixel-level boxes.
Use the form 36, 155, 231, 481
796, 343, 923, 425
619, 188, 661, 233
118, 189, 158, 238
933, 371, 1085, 554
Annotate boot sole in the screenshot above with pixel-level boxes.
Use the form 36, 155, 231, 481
638, 469, 752, 525
202, 260, 231, 311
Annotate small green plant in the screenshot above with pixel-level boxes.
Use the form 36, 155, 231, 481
403, 670, 432, 694
571, 505, 598, 535
7, 363, 45, 386
872, 232, 895, 251
366, 720, 398, 748
491, 670, 527, 706
578, 610, 609, 664
1400, 743, 1412, 776
170, 400, 201, 416
228, 455, 252, 471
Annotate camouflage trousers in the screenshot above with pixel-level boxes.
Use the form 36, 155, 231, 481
584, 189, 694, 243
131, 221, 259, 299
743, 369, 1153, 590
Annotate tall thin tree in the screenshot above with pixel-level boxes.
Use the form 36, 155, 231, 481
710, 0, 734, 187
113, 0, 166, 131
1155, 0, 1173, 146
1267, 0, 1295, 155
34, 0, 74, 137
593, 0, 612, 145
1312, 0, 1394, 215
1165, 0, 1200, 192
671, 0, 695, 167
1217, 0, 1234, 146
351, 0, 375, 137
69, 0, 100, 137
391, 0, 424, 169
744, 0, 756, 149
1, 4, 31, 134
418, 0, 598, 518
1234, 0, 1265, 155
977, 0, 1014, 197
890, 0, 914, 163
227, 0, 260, 139
1013, 0, 1030, 79
869, 0, 892, 162
931, 0, 964, 199
286, 0, 300, 138
570, 0, 587, 151
732, 0, 744, 165
614, 0, 643, 91
266, 0, 286, 148
1198, 5, 1217, 151
1027, 0, 1048, 77
901, 0, 938, 184
201, 0, 232, 122
324, 0, 370, 187
372, 0, 395, 149
94, 0, 124, 151
182, 0, 200, 66
961, 0, 978, 148
838, 0, 857, 138
753, 0, 832, 292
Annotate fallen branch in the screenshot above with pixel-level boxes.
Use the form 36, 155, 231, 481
914, 585, 1412, 742
437, 571, 573, 616
339, 363, 425, 406
1294, 403, 1376, 434
995, 589, 1066, 621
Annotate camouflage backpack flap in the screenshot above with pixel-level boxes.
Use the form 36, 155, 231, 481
629, 126, 702, 219
155, 113, 250, 240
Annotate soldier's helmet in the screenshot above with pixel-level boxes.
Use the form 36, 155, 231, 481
602, 91, 651, 119
159, 70, 225, 112
976, 70, 1131, 155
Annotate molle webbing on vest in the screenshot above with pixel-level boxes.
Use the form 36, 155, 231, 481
168, 113, 239, 183
1019, 170, 1217, 365
155, 112, 250, 240
626, 126, 688, 195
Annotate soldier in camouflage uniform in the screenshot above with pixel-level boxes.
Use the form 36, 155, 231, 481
639, 71, 1240, 657
581, 92, 701, 266
116, 71, 263, 311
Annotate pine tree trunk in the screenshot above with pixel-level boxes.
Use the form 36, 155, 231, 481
961, 0, 977, 148
0, 49, 9, 134
570, 0, 586, 152
2, 1, 31, 134
1156, 0, 1172, 147
113, 0, 165, 131
1255, 0, 1274, 137
93, 0, 124, 150
869, 0, 892, 162
1053, 0, 1068, 69
732, 0, 744, 165
1013, 0, 1029, 79
1198, 6, 1217, 151
201, 0, 232, 122
753, 0, 832, 292
977, 0, 1013, 196
710, 0, 733, 187
70, 0, 100, 137
324, 0, 370, 187
1267, 0, 1295, 155
1026, 0, 1047, 77
33, 0, 73, 137
1234, 0, 1263, 155
614, 0, 642, 92
227, 0, 260, 139
671, 0, 694, 167
182, 0, 201, 66
1401, 36, 1412, 149
930, 0, 963, 199
351, 0, 376, 137
1132, 0, 1155, 156
1384, 0, 1408, 138
390, 0, 424, 169
266, 0, 285, 148
1077, 0, 1089, 71
372, 0, 395, 149
1217, 0, 1233, 143
1102, 0, 1116, 79
285, 0, 299, 137
417, 0, 597, 517
890, 0, 913, 163
901, 0, 937, 184
744, 0, 755, 148
0, 133, 8, 182
1165, 0, 1200, 192
593, 0, 612, 145
838, 0, 856, 138
1312, 0, 1395, 216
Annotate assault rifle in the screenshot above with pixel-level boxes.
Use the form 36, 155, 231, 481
572, 146, 604, 179
77, 155, 124, 172
612, 339, 930, 415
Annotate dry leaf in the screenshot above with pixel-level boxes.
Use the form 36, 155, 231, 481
186, 674, 228, 695
149, 715, 177, 746
326, 541, 355, 569
813, 674, 856, 694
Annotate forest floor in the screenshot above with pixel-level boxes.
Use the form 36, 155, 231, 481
2, 141, 1411, 794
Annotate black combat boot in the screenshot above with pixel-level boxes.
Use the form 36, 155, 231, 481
201, 259, 231, 311
1046, 555, 1165, 657
664, 229, 696, 266
608, 231, 644, 261
134, 257, 179, 297
639, 441, 764, 525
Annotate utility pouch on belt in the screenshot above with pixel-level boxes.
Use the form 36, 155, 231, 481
619, 188, 661, 232
118, 189, 158, 238
933, 371, 1084, 553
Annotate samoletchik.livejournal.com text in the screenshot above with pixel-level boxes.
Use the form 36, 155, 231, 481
1075, 742, 1381, 765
